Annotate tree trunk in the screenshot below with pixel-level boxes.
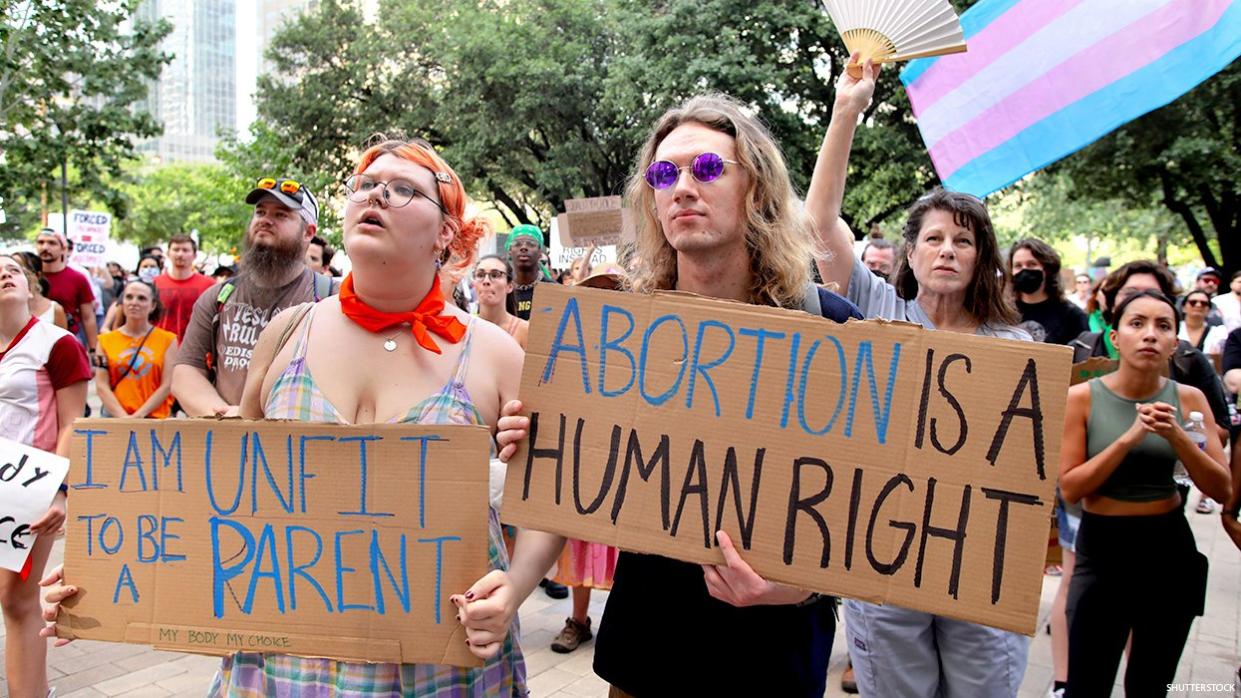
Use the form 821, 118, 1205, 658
1159, 169, 1220, 271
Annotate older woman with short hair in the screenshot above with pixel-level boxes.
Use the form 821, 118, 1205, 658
807, 57, 1033, 698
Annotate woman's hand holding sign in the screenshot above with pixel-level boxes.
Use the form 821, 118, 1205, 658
495, 400, 528, 463
38, 563, 76, 647
28, 490, 67, 536
452, 571, 516, 659
702, 531, 814, 607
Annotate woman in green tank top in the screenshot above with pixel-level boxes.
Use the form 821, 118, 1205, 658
1059, 290, 1231, 696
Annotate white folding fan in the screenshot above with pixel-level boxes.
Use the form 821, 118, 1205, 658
822, 0, 968, 77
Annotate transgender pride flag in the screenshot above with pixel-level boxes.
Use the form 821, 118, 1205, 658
901, 0, 1241, 197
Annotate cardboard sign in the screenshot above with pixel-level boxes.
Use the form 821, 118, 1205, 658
504, 285, 1072, 634
58, 420, 491, 667
0, 438, 69, 572
556, 196, 634, 247
67, 210, 112, 268
1070, 357, 1118, 385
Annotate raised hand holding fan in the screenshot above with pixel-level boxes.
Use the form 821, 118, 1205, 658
822, 0, 968, 78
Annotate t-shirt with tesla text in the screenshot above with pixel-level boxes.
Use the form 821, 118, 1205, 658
155, 272, 216, 341
176, 270, 317, 405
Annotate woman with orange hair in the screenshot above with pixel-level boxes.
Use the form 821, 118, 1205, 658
32, 138, 548, 695
229, 138, 550, 693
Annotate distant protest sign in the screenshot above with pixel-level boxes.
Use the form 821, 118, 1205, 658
1070, 357, 1118, 385
0, 438, 69, 572
67, 210, 112, 268
556, 196, 634, 248
504, 285, 1073, 634
58, 420, 490, 667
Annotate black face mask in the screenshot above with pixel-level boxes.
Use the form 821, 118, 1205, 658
870, 267, 889, 279
1013, 268, 1045, 295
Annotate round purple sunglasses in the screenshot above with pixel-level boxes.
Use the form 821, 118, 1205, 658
644, 152, 739, 190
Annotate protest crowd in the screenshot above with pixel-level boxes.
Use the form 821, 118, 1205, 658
1, 38, 1239, 698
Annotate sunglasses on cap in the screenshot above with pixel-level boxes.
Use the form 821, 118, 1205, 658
256, 177, 304, 201
644, 152, 738, 190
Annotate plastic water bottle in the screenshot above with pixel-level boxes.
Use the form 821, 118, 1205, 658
1175, 411, 1208, 484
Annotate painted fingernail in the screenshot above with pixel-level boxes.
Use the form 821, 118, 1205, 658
464, 591, 475, 600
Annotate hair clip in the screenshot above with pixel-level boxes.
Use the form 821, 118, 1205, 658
434, 172, 452, 183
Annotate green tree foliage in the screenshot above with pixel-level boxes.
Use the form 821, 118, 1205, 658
1049, 63, 1240, 274
114, 162, 252, 253
237, 0, 958, 232
0, 0, 171, 237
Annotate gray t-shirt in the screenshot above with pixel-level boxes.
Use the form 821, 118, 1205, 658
846, 256, 1030, 340
175, 269, 318, 405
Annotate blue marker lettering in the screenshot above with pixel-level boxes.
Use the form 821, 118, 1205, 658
77, 513, 105, 555
337, 436, 392, 517
417, 536, 461, 624
685, 320, 736, 417
72, 429, 108, 489
297, 435, 333, 513
285, 525, 332, 612
335, 529, 373, 612
845, 341, 902, 445
638, 314, 688, 406
205, 430, 245, 516
160, 517, 186, 562
119, 431, 148, 492
599, 304, 636, 397
400, 435, 447, 529
797, 336, 848, 436
137, 514, 159, 562
113, 564, 139, 603
248, 431, 293, 514
370, 530, 410, 615
149, 429, 183, 492
541, 297, 591, 394
779, 333, 803, 428
738, 328, 785, 420
100, 516, 124, 555
244, 523, 285, 614
210, 517, 255, 618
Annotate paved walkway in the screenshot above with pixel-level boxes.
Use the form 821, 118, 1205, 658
2, 493, 1236, 697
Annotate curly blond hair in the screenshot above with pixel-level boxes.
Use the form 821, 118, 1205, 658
624, 94, 815, 308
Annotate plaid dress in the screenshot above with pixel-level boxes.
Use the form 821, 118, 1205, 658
209, 306, 527, 697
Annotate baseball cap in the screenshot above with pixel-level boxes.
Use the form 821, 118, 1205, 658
37, 227, 70, 249
245, 177, 319, 225
1197, 267, 1223, 281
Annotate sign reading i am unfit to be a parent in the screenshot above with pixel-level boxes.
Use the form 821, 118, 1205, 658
57, 420, 491, 667
503, 284, 1073, 635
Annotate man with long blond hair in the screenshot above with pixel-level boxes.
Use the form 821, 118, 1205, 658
464, 93, 864, 698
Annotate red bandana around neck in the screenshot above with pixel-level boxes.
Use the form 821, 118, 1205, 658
338, 274, 466, 354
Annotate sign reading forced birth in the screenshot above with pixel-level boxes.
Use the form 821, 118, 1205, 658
503, 285, 1073, 634
58, 420, 490, 667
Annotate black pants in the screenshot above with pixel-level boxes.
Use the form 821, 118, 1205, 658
1066, 509, 1207, 697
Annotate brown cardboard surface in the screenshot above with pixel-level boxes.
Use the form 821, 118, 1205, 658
504, 284, 1072, 634
59, 420, 490, 667
556, 197, 634, 247
1070, 357, 1119, 385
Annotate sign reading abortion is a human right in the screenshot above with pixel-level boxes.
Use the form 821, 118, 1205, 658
504, 284, 1072, 635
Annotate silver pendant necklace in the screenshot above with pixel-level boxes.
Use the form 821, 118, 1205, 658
383, 326, 405, 352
